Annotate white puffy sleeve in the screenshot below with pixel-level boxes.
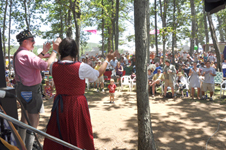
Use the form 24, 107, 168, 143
79, 62, 100, 82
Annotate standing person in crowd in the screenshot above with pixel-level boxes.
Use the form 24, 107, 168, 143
14, 30, 60, 150
150, 69, 164, 97
175, 72, 187, 98
94, 60, 105, 92
189, 61, 201, 99
203, 52, 208, 62
108, 79, 117, 103
201, 60, 216, 101
163, 59, 176, 98
182, 63, 191, 77
120, 57, 126, 69
182, 51, 188, 62
116, 61, 124, 85
43, 38, 118, 150
110, 57, 118, 69
194, 53, 199, 62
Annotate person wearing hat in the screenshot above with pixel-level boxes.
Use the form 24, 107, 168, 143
150, 69, 164, 97
14, 29, 61, 150
163, 59, 176, 98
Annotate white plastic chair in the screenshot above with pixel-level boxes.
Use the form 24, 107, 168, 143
121, 76, 131, 91
220, 80, 226, 98
131, 77, 136, 91
85, 78, 90, 90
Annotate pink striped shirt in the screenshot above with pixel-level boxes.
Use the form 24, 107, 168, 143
14, 46, 48, 86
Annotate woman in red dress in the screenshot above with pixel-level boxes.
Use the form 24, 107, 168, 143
43, 38, 117, 150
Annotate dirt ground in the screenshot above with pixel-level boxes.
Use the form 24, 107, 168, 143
18, 87, 226, 150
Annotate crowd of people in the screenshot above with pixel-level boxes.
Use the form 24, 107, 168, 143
79, 50, 221, 102
3, 29, 225, 150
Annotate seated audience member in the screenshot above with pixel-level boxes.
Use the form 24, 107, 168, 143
153, 62, 162, 74
149, 69, 164, 97
5, 76, 13, 87
175, 72, 187, 98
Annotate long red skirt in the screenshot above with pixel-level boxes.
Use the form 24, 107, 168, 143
43, 95, 95, 150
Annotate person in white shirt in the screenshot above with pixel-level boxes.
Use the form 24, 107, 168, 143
201, 60, 216, 101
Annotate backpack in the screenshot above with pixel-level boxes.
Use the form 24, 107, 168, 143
166, 92, 173, 98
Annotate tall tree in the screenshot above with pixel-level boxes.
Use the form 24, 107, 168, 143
8, 0, 12, 73
159, 0, 167, 66
154, 0, 158, 55
147, 0, 150, 63
207, 13, 222, 71
190, 0, 195, 56
112, 0, 115, 51
203, 3, 209, 51
171, 0, 176, 64
134, 0, 156, 149
3, 0, 8, 64
23, 0, 30, 29
102, 0, 105, 56
216, 14, 224, 42
115, 0, 119, 51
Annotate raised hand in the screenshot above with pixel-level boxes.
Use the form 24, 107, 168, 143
52, 37, 62, 52
43, 42, 51, 54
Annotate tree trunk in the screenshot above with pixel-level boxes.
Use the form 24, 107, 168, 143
115, 0, 119, 51
66, 9, 72, 38
70, 0, 80, 59
160, 0, 167, 66
154, 0, 158, 56
146, 0, 150, 63
23, 0, 30, 30
3, 0, 8, 65
207, 13, 222, 71
217, 15, 224, 42
112, 0, 115, 51
102, 0, 105, 56
108, 27, 112, 52
172, 0, 176, 64
134, 0, 156, 149
195, 22, 199, 49
190, 0, 195, 56
60, 8, 63, 39
203, 4, 209, 52
8, 0, 12, 73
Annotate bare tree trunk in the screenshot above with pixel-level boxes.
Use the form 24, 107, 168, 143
207, 13, 222, 71
134, 0, 156, 149
102, 0, 105, 56
112, 0, 115, 51
23, 0, 30, 30
8, 0, 12, 74
160, 0, 167, 66
216, 15, 224, 42
172, 0, 176, 64
203, 4, 209, 51
154, 0, 158, 56
3, 0, 8, 65
115, 0, 119, 51
146, 0, 150, 63
108, 27, 112, 52
190, 0, 195, 56
60, 8, 63, 39
66, 9, 72, 38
